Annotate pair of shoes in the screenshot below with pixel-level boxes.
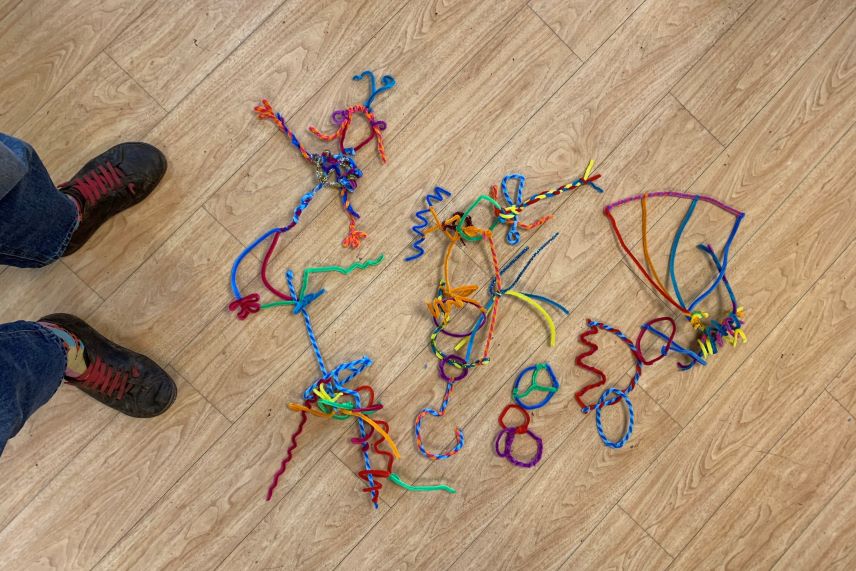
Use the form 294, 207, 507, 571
48, 144, 173, 416
58, 142, 167, 256
40, 313, 177, 417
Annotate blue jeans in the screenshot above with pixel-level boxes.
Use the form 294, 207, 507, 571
0, 133, 78, 268
0, 321, 66, 456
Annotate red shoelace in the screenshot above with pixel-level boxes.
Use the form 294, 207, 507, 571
73, 356, 140, 400
62, 161, 133, 206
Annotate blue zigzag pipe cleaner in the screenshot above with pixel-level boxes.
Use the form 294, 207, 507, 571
405, 187, 452, 262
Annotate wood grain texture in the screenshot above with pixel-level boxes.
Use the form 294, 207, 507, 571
774, 468, 856, 570
672, 392, 856, 570
529, 0, 645, 60
328, 93, 721, 501
107, 0, 285, 110
0, 0, 153, 132
205, 0, 529, 247
673, 0, 854, 143
557, 506, 673, 571
14, 53, 165, 177
0, 387, 115, 530
0, 262, 101, 323
0, 373, 230, 570
88, 208, 243, 366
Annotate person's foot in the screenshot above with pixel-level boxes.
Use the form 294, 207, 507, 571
58, 142, 167, 256
39, 313, 177, 417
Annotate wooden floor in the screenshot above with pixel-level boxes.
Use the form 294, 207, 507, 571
1, 0, 855, 569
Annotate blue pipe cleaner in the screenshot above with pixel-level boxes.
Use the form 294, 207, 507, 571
405, 186, 452, 262
353, 70, 396, 111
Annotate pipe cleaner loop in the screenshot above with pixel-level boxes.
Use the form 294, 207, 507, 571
512, 363, 559, 410
634, 316, 676, 366
494, 426, 543, 468
594, 387, 634, 449
498, 403, 531, 435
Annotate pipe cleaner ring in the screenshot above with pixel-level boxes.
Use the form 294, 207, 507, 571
634, 316, 676, 366
430, 324, 488, 369
594, 387, 634, 449
498, 404, 531, 435
494, 426, 543, 468
512, 363, 559, 410
438, 354, 469, 383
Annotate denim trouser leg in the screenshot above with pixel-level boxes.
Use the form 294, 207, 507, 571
0, 133, 78, 268
0, 321, 66, 456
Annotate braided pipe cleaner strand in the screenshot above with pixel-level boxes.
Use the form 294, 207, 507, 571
604, 191, 747, 370
413, 163, 603, 460
229, 71, 396, 320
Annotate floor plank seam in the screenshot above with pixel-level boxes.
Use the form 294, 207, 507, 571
693, 4, 856, 148
669, 94, 726, 147
525, 3, 583, 63
102, 51, 168, 115
825, 386, 856, 420
86, 0, 413, 305
619, 504, 675, 564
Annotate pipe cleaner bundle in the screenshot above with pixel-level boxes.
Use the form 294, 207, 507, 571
264, 259, 455, 509
574, 192, 747, 448
229, 70, 395, 321
406, 162, 604, 460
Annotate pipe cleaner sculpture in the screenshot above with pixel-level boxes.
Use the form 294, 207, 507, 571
574, 192, 747, 448
406, 162, 604, 460
494, 363, 559, 468
263, 259, 456, 508
229, 71, 395, 321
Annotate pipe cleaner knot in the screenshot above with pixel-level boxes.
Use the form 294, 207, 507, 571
229, 293, 261, 320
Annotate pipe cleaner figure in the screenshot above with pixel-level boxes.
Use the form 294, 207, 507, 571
263, 258, 454, 509
574, 192, 747, 448
229, 71, 396, 321
406, 162, 604, 460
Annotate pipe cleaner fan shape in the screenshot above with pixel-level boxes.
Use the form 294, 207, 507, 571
574, 191, 747, 448
229, 70, 395, 321
406, 162, 604, 460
